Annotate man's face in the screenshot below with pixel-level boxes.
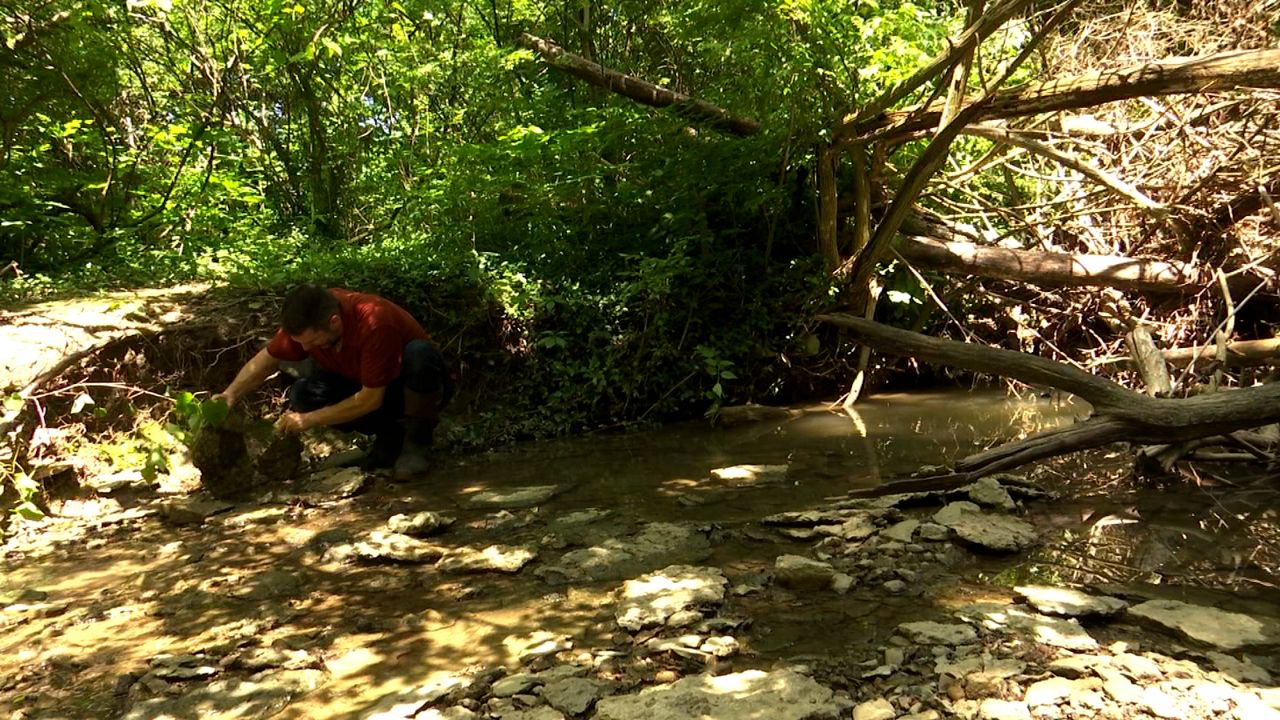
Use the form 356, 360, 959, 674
292, 314, 342, 351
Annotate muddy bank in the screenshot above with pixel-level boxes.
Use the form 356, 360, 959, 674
2, 395, 1278, 719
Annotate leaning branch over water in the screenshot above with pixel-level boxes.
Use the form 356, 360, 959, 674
816, 314, 1280, 480
516, 32, 761, 137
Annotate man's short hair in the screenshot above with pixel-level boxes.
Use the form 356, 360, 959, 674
282, 284, 340, 335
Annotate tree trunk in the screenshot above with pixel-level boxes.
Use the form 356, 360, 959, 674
840, 48, 1280, 144
516, 32, 761, 137
815, 314, 1280, 477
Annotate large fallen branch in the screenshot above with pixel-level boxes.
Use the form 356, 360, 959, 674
516, 32, 761, 137
816, 314, 1280, 479
892, 234, 1200, 292
839, 48, 1280, 143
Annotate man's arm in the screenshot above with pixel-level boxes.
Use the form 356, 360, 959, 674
277, 385, 385, 433
218, 348, 282, 407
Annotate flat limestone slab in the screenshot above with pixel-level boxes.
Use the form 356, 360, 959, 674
593, 670, 851, 720
463, 485, 564, 509
1127, 599, 1280, 650
1015, 585, 1127, 618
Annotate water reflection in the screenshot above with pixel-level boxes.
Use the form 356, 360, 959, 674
448, 389, 1086, 524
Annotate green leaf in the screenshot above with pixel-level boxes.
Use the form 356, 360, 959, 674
14, 501, 44, 521
200, 398, 229, 427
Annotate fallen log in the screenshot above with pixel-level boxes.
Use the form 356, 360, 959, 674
892, 234, 1200, 292
839, 48, 1280, 143
816, 314, 1280, 479
515, 32, 761, 137
1161, 338, 1280, 368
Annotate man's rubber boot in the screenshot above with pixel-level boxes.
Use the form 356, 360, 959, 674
360, 419, 405, 471
391, 388, 443, 481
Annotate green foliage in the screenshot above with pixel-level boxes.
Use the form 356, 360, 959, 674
1, 0, 997, 441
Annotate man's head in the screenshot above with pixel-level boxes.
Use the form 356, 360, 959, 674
282, 284, 342, 351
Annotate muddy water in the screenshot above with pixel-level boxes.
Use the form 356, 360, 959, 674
2, 389, 1276, 719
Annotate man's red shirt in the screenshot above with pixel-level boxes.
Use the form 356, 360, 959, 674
266, 288, 429, 388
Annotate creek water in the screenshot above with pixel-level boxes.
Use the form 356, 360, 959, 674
2, 388, 1276, 719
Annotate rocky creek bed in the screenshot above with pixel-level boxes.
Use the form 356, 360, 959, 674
3, 413, 1279, 720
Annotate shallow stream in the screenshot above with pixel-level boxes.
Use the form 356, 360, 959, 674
2, 389, 1277, 719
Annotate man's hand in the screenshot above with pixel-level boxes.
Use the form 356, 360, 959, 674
213, 391, 236, 408
276, 411, 312, 434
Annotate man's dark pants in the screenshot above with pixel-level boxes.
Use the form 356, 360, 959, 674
285, 339, 454, 449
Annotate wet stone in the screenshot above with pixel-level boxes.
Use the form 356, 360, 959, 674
774, 555, 837, 590
897, 621, 978, 645
464, 485, 564, 509
535, 523, 711, 583
709, 464, 788, 486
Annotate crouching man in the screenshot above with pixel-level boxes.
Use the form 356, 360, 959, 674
217, 284, 453, 480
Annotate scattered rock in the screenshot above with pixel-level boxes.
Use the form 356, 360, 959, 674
917, 523, 951, 542
122, 669, 323, 719
932, 501, 981, 526
492, 674, 542, 698
536, 523, 711, 583
978, 698, 1031, 720
947, 513, 1037, 552
852, 698, 895, 720
881, 519, 919, 543
352, 532, 447, 564
955, 603, 1097, 651
542, 677, 607, 716
1126, 599, 1280, 650
160, 496, 234, 526
504, 632, 573, 665
897, 621, 977, 645
438, 545, 536, 573
464, 485, 564, 509
774, 555, 837, 590
1024, 676, 1080, 706
1206, 651, 1272, 684
305, 467, 370, 499
1048, 654, 1111, 679
1014, 585, 1128, 618
965, 477, 1016, 511
616, 565, 727, 631
388, 511, 455, 537
593, 670, 851, 720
